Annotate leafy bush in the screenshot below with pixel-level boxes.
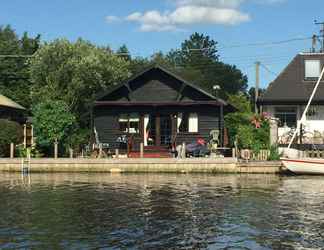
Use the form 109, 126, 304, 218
0, 119, 23, 157
229, 113, 271, 154
267, 145, 282, 161
225, 112, 251, 146
32, 100, 75, 155
16, 144, 43, 158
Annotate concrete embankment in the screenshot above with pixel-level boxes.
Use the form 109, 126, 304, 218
0, 158, 283, 174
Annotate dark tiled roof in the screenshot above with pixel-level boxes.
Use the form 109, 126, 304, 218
259, 53, 324, 104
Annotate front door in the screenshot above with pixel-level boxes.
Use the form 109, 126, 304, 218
143, 114, 172, 147
160, 115, 172, 146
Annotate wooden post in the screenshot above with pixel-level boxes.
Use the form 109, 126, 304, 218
69, 148, 73, 158
99, 144, 103, 158
54, 141, 58, 159
115, 149, 119, 158
181, 142, 186, 158
10, 143, 14, 158
23, 124, 27, 148
232, 148, 236, 158
140, 142, 144, 158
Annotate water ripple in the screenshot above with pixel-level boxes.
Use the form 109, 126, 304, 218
0, 173, 324, 249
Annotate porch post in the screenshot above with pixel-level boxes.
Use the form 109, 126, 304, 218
220, 105, 224, 147
156, 114, 161, 146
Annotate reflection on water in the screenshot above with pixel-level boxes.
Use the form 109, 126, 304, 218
0, 173, 324, 249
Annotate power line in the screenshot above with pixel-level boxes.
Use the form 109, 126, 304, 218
218, 36, 312, 49
260, 63, 278, 76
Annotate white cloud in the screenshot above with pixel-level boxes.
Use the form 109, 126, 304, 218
106, 0, 286, 32
105, 15, 120, 23
174, 0, 245, 8
125, 6, 249, 32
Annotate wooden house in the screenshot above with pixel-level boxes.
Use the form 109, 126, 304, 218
0, 94, 26, 123
92, 65, 233, 155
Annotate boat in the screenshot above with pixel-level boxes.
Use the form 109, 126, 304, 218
282, 158, 324, 175
281, 65, 324, 174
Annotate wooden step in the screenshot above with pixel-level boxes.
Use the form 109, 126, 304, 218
129, 152, 172, 158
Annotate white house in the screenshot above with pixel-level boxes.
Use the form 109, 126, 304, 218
258, 52, 324, 145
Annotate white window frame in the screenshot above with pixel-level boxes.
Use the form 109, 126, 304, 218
188, 113, 198, 133
305, 59, 321, 79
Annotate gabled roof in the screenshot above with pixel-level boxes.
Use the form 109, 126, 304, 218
259, 53, 324, 104
95, 64, 228, 106
0, 94, 25, 110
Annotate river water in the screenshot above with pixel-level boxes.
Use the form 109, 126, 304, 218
0, 173, 323, 249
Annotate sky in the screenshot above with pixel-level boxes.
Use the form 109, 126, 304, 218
0, 0, 323, 89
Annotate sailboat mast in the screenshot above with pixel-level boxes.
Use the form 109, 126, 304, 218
288, 66, 324, 149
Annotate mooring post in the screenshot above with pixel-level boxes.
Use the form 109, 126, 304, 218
232, 148, 236, 158
140, 143, 144, 158
99, 144, 103, 158
10, 143, 14, 158
54, 141, 58, 159
181, 142, 186, 158
115, 149, 119, 158
69, 148, 73, 159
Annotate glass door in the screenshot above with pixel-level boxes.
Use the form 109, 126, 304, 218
160, 115, 172, 146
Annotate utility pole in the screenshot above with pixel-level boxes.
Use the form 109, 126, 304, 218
315, 20, 324, 52
255, 61, 260, 114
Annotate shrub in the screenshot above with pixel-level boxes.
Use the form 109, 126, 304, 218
225, 112, 251, 146
0, 119, 23, 157
267, 145, 282, 161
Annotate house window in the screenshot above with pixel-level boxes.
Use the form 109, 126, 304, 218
129, 113, 140, 134
178, 113, 198, 133
119, 114, 129, 133
188, 113, 198, 133
305, 60, 321, 79
274, 107, 297, 127
118, 113, 140, 134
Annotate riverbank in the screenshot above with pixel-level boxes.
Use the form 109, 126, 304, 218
0, 158, 283, 174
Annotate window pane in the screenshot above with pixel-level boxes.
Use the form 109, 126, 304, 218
275, 107, 297, 127
188, 113, 198, 133
178, 113, 188, 132
305, 60, 320, 78
129, 113, 139, 134
119, 114, 128, 133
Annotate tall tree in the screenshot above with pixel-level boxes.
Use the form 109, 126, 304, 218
167, 32, 247, 98
0, 25, 40, 108
29, 38, 131, 119
116, 44, 131, 61
128, 32, 248, 99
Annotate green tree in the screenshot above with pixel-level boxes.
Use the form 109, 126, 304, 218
32, 100, 75, 148
0, 119, 23, 157
116, 44, 131, 61
29, 38, 130, 119
0, 25, 40, 108
128, 32, 248, 99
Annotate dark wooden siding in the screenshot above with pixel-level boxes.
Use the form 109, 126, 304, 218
175, 107, 220, 145
131, 79, 179, 102
94, 105, 221, 150
98, 68, 215, 103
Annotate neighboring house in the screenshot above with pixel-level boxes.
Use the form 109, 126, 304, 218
92, 65, 233, 153
258, 52, 324, 144
0, 94, 26, 123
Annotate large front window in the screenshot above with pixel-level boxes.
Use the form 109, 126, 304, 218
275, 107, 297, 127
177, 113, 198, 133
118, 113, 140, 134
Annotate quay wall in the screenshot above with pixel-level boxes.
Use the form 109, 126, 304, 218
0, 158, 283, 174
